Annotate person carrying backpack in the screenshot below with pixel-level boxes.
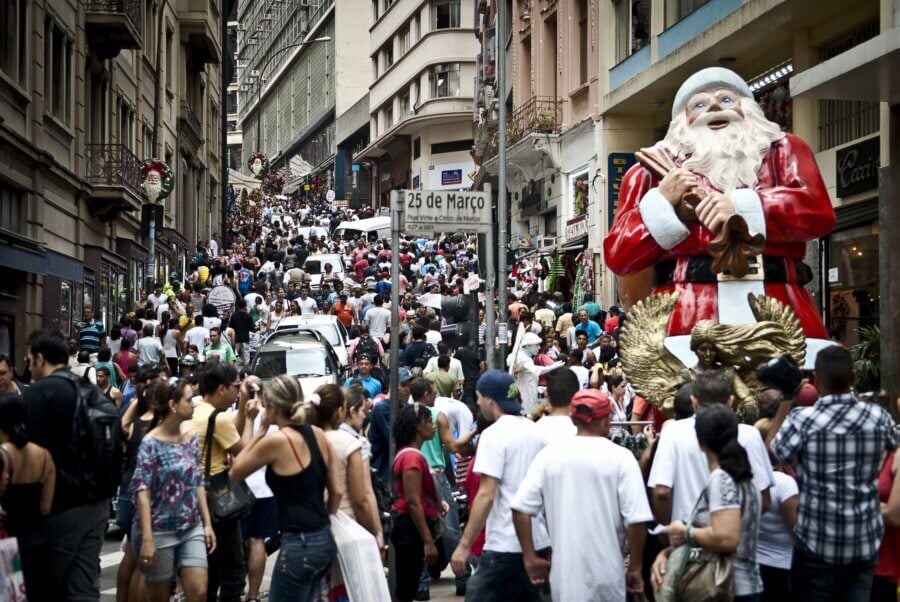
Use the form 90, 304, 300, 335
24, 329, 123, 601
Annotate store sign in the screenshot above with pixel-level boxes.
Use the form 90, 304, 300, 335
607, 153, 637, 228
565, 214, 588, 241
441, 169, 463, 186
399, 189, 492, 233
207, 285, 237, 315
836, 137, 879, 197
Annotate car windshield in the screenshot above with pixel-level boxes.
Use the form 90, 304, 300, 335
304, 257, 342, 275
252, 347, 333, 380
304, 260, 324, 274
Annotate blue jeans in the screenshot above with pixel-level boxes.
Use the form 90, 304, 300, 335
790, 539, 877, 602
464, 549, 550, 602
269, 527, 337, 602
418, 469, 463, 590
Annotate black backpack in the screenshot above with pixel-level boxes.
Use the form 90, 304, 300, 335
51, 370, 124, 502
355, 335, 379, 362
421, 343, 439, 361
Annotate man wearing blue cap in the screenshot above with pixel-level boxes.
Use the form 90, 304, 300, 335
451, 370, 551, 601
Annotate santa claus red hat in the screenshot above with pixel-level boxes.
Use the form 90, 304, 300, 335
672, 67, 753, 119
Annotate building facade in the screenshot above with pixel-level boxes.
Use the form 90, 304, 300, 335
0, 0, 223, 371
472, 0, 897, 392
355, 0, 481, 207
237, 0, 370, 202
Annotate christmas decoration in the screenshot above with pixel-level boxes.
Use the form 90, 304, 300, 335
248, 152, 269, 178
140, 159, 174, 203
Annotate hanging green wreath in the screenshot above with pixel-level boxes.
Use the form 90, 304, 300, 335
140, 159, 175, 202
248, 152, 269, 178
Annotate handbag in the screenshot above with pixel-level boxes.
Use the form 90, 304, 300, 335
657, 486, 736, 602
202, 410, 254, 523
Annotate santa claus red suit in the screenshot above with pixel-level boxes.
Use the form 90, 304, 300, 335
604, 68, 835, 367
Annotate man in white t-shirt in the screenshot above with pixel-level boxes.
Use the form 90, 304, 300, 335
533, 367, 578, 443
364, 294, 391, 339
450, 370, 551, 600
512, 389, 652, 600
434, 396, 474, 438
184, 315, 211, 361
294, 286, 319, 315
648, 371, 775, 526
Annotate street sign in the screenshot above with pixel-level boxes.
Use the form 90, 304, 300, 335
399, 189, 492, 233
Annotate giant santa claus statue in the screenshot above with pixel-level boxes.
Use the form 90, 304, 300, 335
604, 67, 835, 368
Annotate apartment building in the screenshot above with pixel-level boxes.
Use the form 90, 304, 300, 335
354, 0, 480, 206
473, 0, 898, 392
237, 0, 369, 201
0, 0, 223, 371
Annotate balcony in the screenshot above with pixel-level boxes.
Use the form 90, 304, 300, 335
177, 0, 221, 64
486, 96, 562, 157
178, 101, 204, 153
85, 0, 143, 58
85, 144, 143, 221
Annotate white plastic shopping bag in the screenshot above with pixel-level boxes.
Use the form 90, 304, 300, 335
0, 537, 26, 601
330, 511, 390, 602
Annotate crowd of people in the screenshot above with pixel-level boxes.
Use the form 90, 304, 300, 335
0, 193, 897, 602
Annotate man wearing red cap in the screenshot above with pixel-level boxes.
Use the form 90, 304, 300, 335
510, 389, 652, 600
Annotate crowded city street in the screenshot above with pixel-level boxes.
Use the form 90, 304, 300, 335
2, 0, 900, 601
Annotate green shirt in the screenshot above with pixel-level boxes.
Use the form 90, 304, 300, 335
204, 342, 235, 363
420, 406, 446, 470
427, 371, 458, 397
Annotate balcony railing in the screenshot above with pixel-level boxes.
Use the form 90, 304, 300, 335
179, 101, 204, 148
487, 96, 562, 157
85, 144, 142, 199
86, 0, 142, 27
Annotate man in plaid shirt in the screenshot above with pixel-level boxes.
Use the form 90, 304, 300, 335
769, 346, 896, 601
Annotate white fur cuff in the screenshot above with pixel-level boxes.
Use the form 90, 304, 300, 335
639, 188, 690, 251
728, 188, 766, 238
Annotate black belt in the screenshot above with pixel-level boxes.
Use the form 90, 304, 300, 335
653, 256, 812, 286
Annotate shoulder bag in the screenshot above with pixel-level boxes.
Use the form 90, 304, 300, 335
203, 410, 254, 523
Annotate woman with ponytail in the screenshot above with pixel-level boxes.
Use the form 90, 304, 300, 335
0, 393, 56, 600
651, 404, 764, 601
130, 380, 216, 602
229, 375, 343, 602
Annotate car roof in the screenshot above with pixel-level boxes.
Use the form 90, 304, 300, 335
277, 315, 339, 326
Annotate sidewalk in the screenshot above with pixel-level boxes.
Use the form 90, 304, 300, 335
428, 568, 463, 601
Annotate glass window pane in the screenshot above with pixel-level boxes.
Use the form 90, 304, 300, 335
827, 222, 879, 347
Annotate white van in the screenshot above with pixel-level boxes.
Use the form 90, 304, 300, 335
334, 216, 391, 242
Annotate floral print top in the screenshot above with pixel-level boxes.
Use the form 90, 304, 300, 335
130, 435, 203, 532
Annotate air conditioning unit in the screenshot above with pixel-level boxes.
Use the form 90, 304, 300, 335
537, 236, 557, 250
250, 69, 260, 76
246, 38, 258, 45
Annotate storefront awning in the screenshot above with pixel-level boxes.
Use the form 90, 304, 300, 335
0, 245, 47, 275
46, 251, 84, 283
558, 235, 588, 253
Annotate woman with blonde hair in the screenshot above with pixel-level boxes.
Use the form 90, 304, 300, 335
229, 375, 343, 602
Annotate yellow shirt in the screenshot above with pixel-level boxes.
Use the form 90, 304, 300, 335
187, 400, 241, 477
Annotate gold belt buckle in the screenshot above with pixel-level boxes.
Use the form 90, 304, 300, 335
717, 254, 765, 282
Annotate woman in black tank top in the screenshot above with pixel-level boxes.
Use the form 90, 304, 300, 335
230, 375, 343, 602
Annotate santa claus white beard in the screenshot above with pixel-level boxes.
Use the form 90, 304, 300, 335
144, 180, 162, 202
662, 100, 784, 193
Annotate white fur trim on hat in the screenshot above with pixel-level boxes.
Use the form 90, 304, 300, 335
521, 332, 543, 346
672, 67, 752, 119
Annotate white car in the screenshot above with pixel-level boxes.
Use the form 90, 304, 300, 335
273, 314, 350, 365
250, 330, 344, 398
303, 254, 345, 293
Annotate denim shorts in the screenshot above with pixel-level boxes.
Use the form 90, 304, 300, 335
132, 524, 208, 583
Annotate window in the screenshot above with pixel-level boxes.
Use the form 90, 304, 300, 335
226, 91, 238, 115
383, 43, 393, 69
413, 137, 421, 159
0, 183, 24, 234
398, 22, 411, 55
665, 0, 711, 26
432, 63, 460, 98
117, 98, 135, 150
399, 92, 410, 117
142, 124, 152, 157
575, 0, 588, 85
44, 18, 73, 124
614, 0, 650, 63
165, 27, 174, 89
0, 0, 28, 86
384, 104, 393, 128
372, 0, 379, 20
144, 0, 157, 63
434, 0, 460, 29
570, 168, 589, 217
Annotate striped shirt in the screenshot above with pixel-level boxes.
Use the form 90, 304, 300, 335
78, 320, 105, 353
772, 394, 896, 563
